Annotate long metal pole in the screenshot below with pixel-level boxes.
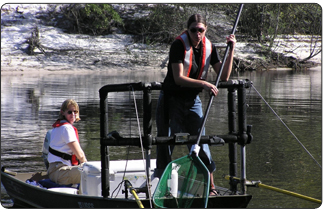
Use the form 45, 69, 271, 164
256, 183, 322, 204
195, 4, 244, 146
224, 175, 322, 204
143, 88, 152, 201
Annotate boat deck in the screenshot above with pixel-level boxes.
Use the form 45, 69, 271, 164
2, 169, 252, 208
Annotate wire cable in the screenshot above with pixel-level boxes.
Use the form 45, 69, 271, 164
251, 84, 321, 169
131, 87, 153, 208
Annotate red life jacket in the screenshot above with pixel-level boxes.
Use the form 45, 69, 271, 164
52, 120, 79, 166
176, 31, 212, 80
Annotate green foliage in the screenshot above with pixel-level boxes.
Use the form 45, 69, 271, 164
61, 4, 123, 35
124, 4, 189, 44
58, 3, 321, 45
239, 3, 321, 40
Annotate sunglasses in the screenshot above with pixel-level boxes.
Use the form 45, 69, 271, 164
67, 110, 78, 114
189, 27, 206, 33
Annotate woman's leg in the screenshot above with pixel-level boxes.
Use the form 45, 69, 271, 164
155, 91, 173, 177
48, 162, 81, 185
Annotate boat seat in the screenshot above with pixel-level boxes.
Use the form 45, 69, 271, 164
38, 178, 79, 189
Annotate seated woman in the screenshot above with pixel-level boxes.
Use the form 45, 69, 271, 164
47, 99, 87, 185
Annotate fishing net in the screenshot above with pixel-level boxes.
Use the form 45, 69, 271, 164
153, 155, 210, 208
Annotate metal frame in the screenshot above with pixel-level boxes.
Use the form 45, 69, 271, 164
99, 80, 253, 198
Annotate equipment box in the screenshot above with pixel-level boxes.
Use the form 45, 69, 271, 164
80, 160, 156, 197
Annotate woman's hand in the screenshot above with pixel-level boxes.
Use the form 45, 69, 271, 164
172, 63, 219, 96
68, 141, 87, 163
226, 34, 236, 50
202, 81, 219, 96
212, 34, 236, 82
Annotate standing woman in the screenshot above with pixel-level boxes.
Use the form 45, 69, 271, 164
155, 14, 236, 195
47, 99, 87, 185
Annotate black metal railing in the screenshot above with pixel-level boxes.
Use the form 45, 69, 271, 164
99, 79, 253, 198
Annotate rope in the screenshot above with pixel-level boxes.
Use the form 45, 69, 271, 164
251, 84, 321, 169
131, 87, 153, 208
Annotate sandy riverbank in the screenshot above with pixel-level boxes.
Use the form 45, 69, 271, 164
1, 4, 321, 76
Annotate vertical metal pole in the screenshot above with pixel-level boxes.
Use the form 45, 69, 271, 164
238, 80, 247, 194
143, 86, 152, 199
143, 86, 152, 139
227, 87, 237, 192
100, 93, 110, 198
240, 146, 246, 194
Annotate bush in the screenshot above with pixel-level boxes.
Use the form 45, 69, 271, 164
60, 4, 123, 35
123, 4, 189, 44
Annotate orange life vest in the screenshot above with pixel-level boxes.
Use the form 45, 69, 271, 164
52, 120, 79, 166
176, 31, 212, 80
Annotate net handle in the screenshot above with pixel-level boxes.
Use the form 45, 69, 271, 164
194, 4, 244, 148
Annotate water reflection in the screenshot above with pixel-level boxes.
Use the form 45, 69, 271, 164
1, 67, 321, 208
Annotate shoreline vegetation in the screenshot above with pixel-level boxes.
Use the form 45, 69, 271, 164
1, 4, 321, 75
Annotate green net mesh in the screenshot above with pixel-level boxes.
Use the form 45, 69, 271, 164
153, 155, 210, 208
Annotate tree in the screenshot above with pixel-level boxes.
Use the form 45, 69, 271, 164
239, 3, 321, 65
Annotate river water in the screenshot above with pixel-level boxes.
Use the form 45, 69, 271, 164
1, 67, 322, 208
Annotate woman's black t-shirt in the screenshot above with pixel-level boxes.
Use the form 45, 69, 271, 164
163, 38, 221, 97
